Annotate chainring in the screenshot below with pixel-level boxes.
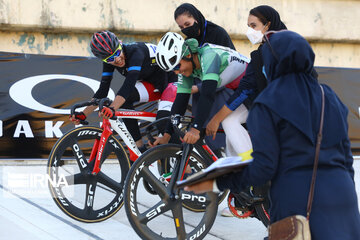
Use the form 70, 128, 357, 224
227, 192, 254, 219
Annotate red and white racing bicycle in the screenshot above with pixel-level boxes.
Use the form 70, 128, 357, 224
47, 98, 160, 222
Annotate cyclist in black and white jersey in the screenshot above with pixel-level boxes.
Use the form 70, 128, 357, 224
70, 31, 177, 152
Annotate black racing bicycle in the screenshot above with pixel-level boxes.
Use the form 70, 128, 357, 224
123, 115, 270, 240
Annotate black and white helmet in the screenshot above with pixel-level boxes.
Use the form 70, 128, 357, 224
155, 32, 185, 71
90, 31, 121, 59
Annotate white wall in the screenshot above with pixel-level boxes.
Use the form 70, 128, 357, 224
0, 0, 359, 67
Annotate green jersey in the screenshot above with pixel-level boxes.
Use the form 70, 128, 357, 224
177, 43, 250, 94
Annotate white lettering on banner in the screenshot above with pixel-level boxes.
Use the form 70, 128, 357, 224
1, 120, 68, 138
45, 121, 64, 138
9, 74, 115, 114
13, 120, 34, 138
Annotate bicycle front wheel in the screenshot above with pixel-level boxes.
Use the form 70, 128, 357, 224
47, 126, 130, 223
124, 144, 219, 240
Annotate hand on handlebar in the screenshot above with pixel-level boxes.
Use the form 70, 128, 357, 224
69, 112, 87, 125
182, 127, 200, 144
99, 106, 115, 119
148, 133, 171, 147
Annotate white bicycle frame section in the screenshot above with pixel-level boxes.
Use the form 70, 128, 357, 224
109, 110, 157, 160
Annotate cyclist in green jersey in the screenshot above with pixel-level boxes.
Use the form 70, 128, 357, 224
153, 32, 252, 160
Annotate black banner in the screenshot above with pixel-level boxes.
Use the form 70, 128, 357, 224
0, 52, 126, 158
0, 52, 359, 158
317, 67, 360, 151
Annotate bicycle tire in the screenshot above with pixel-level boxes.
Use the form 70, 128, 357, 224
47, 126, 130, 223
124, 144, 219, 240
146, 144, 226, 211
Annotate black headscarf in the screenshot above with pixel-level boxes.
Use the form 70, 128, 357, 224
174, 3, 206, 40
250, 5, 287, 31
247, 5, 287, 95
174, 3, 235, 49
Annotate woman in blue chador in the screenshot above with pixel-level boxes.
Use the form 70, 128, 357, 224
187, 30, 360, 239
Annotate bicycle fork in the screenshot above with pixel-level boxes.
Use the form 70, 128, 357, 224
166, 143, 194, 239
88, 118, 113, 175
167, 143, 193, 200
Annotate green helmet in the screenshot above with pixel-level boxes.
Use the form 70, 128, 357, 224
182, 38, 199, 57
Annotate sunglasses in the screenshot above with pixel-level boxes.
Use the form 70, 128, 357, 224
103, 45, 122, 63
173, 63, 181, 71
172, 45, 191, 71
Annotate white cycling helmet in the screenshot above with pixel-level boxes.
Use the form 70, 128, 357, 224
155, 32, 185, 72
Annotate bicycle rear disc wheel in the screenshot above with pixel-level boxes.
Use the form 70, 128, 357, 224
124, 144, 219, 240
47, 126, 130, 223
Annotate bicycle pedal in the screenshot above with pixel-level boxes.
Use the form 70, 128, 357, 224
252, 196, 265, 203
236, 191, 264, 205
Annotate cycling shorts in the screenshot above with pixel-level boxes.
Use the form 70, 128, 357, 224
135, 81, 177, 112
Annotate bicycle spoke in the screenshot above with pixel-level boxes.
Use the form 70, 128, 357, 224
96, 171, 122, 192
138, 200, 171, 224
180, 191, 212, 207
49, 126, 129, 223
124, 144, 220, 239
171, 201, 186, 239
84, 182, 97, 216
70, 140, 89, 172
99, 144, 113, 166
66, 173, 87, 185
141, 166, 167, 198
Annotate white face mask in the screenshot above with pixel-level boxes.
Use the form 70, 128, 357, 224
246, 27, 264, 45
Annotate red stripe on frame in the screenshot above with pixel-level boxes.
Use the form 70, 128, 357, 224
115, 111, 157, 118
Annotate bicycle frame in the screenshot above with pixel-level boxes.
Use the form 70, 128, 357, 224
88, 110, 156, 175
146, 115, 220, 194
165, 140, 218, 193
174, 141, 219, 180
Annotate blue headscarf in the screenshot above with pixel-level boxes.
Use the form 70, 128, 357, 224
255, 31, 348, 146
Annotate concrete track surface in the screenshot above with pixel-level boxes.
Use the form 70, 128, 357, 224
1, 160, 359, 240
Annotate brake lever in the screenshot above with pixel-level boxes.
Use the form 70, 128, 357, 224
79, 120, 89, 125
